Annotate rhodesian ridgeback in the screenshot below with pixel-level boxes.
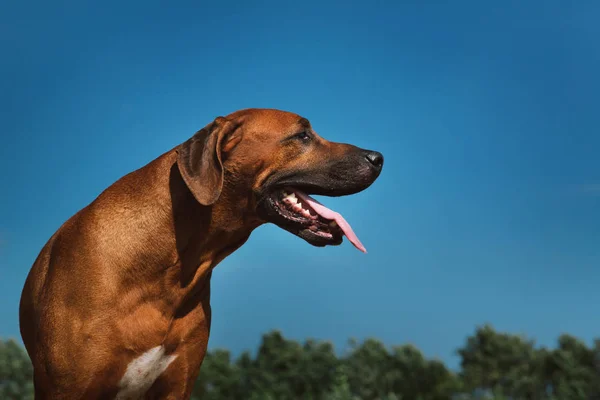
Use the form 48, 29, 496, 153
19, 108, 384, 399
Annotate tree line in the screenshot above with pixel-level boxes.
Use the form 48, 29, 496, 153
1, 324, 599, 399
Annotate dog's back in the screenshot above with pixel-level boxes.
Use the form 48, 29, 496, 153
19, 150, 179, 398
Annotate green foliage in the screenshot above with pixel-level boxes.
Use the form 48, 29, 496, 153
326, 364, 361, 400
543, 334, 598, 399
457, 324, 547, 398
0, 339, 33, 400
3, 325, 600, 400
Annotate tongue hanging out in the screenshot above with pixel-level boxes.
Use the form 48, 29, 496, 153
290, 189, 367, 253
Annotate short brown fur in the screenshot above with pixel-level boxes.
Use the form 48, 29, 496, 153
19, 108, 383, 399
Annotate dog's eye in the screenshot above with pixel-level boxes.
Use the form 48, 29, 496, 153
294, 131, 311, 141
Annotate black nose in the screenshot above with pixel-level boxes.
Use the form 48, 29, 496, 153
365, 151, 384, 170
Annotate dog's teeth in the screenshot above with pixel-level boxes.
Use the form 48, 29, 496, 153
284, 192, 297, 203
329, 221, 338, 227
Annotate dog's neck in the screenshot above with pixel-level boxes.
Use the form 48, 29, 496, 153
118, 150, 263, 322
161, 156, 260, 315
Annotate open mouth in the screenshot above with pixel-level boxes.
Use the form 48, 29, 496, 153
259, 187, 367, 253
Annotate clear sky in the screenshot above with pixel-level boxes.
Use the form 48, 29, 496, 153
1, 1, 599, 368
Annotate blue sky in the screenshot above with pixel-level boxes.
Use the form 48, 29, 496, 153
1, 1, 599, 368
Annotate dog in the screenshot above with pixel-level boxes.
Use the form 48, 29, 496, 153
19, 108, 384, 399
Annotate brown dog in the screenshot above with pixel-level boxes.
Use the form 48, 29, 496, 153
19, 108, 383, 399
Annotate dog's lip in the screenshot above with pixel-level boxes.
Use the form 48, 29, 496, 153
288, 189, 367, 253
260, 178, 363, 199
258, 189, 344, 244
258, 186, 367, 253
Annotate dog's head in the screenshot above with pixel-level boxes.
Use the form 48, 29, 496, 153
177, 108, 383, 252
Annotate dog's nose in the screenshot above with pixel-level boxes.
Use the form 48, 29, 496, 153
365, 151, 384, 170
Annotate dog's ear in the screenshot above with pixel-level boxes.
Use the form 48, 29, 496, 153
177, 116, 240, 206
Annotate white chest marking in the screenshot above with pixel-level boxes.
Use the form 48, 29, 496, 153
115, 345, 177, 400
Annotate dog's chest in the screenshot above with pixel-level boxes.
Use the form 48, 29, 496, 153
115, 345, 177, 399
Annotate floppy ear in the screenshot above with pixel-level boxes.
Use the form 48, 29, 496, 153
177, 116, 239, 206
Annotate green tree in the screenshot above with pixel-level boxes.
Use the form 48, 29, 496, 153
591, 339, 600, 399
193, 349, 241, 400
299, 338, 340, 399
386, 344, 458, 400
344, 337, 390, 399
343, 338, 457, 400
543, 334, 597, 399
0, 339, 34, 400
457, 324, 546, 399
3, 328, 600, 400
211, 330, 339, 399
326, 364, 361, 400
249, 330, 310, 398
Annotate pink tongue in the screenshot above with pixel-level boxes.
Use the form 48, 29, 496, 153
294, 190, 367, 253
